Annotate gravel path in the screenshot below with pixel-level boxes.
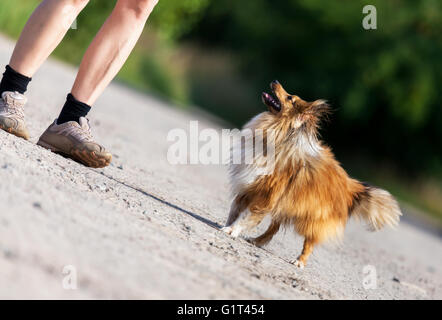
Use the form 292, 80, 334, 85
0, 35, 440, 299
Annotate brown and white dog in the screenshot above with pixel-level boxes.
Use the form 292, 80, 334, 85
222, 80, 401, 268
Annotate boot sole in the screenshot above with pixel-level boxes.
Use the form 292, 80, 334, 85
37, 140, 112, 169
0, 124, 29, 140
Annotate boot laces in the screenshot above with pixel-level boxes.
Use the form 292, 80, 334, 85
73, 119, 94, 142
0, 96, 25, 120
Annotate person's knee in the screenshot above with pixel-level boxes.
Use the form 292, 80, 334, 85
118, 0, 159, 20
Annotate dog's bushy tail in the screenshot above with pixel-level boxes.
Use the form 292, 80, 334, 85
351, 185, 402, 231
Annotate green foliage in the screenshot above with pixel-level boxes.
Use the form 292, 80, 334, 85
185, 0, 442, 175
150, 0, 210, 40
0, 1, 39, 37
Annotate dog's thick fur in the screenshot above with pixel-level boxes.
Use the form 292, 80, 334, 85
222, 81, 401, 268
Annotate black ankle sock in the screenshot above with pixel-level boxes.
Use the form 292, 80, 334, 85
0, 65, 32, 96
57, 93, 91, 125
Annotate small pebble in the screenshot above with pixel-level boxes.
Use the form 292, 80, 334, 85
33, 202, 42, 209
3, 249, 15, 259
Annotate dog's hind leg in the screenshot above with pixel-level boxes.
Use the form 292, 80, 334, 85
248, 220, 281, 247
291, 237, 316, 269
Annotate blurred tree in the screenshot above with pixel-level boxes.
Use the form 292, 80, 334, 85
150, 0, 210, 40
183, 0, 442, 175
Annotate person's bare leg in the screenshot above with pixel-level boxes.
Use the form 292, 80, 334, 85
71, 0, 159, 105
9, 0, 89, 77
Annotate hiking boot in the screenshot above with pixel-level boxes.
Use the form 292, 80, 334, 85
37, 117, 112, 168
0, 91, 30, 140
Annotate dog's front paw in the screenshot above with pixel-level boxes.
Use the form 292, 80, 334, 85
290, 259, 305, 269
221, 225, 243, 238
221, 226, 233, 235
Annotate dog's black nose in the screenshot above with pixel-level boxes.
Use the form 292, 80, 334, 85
271, 80, 280, 86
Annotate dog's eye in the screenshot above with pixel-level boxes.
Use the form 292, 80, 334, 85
287, 96, 293, 101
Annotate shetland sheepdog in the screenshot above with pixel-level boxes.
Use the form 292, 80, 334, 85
222, 80, 401, 268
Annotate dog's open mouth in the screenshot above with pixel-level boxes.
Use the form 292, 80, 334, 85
262, 91, 281, 112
